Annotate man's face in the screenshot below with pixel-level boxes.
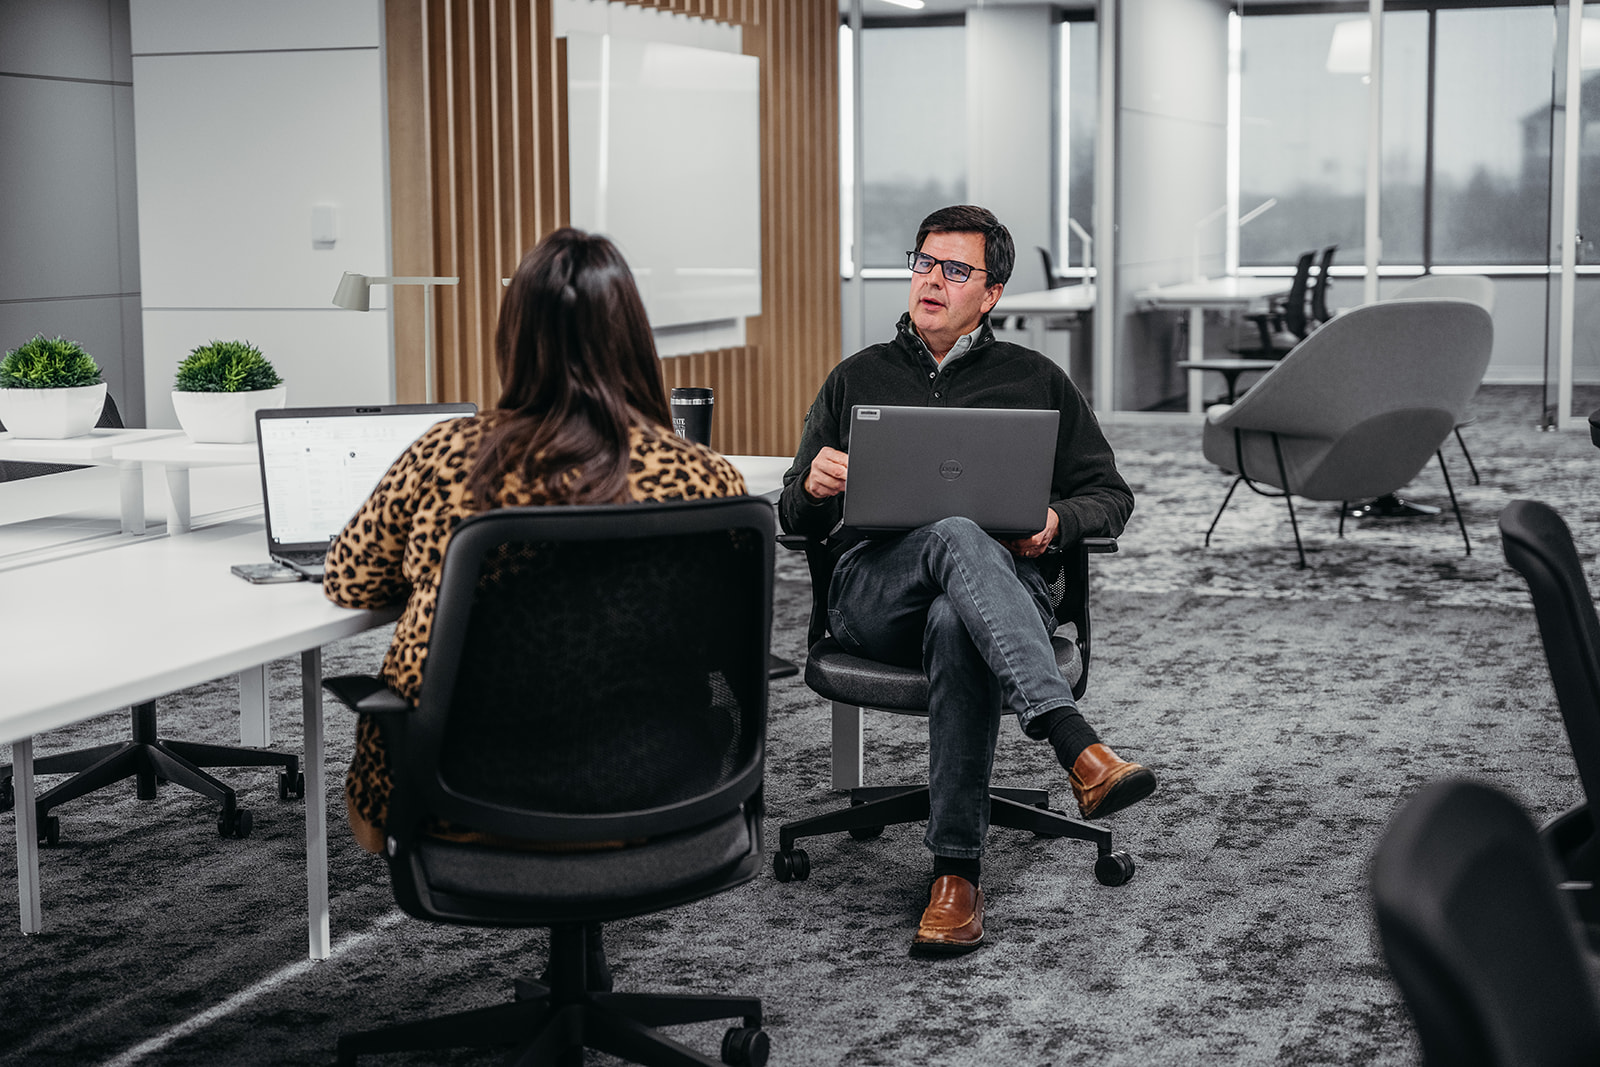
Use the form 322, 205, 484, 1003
908, 230, 1003, 353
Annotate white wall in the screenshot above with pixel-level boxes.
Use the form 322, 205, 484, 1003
129, 0, 390, 428
0, 0, 145, 424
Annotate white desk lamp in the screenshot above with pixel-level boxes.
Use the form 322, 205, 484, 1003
332, 272, 459, 403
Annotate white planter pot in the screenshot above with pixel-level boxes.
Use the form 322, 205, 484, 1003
0, 383, 107, 439
171, 385, 288, 444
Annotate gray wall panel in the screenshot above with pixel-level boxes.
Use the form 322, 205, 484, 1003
0, 296, 134, 412
0, 76, 125, 301
0, 0, 117, 81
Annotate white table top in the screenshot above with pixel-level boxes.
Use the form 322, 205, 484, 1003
0, 427, 181, 463
0, 520, 390, 742
992, 285, 1097, 316
110, 436, 258, 467
1134, 276, 1291, 309
724, 454, 789, 500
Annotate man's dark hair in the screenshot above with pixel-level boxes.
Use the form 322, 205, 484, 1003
914, 205, 1014, 288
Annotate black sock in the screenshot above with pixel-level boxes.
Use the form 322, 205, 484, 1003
932, 855, 981, 887
1024, 705, 1101, 771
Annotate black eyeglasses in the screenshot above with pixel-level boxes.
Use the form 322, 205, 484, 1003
906, 251, 989, 284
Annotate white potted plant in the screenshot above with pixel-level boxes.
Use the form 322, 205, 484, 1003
170, 340, 287, 443
0, 335, 108, 439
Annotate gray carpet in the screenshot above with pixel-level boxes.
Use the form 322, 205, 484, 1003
1, 385, 1596, 1065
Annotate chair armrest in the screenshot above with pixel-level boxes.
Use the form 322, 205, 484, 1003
323, 674, 411, 714
776, 533, 809, 552
1082, 537, 1118, 555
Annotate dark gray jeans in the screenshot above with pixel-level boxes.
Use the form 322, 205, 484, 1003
827, 517, 1079, 859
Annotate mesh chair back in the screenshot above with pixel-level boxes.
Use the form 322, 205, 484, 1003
392, 498, 772, 847
1282, 249, 1317, 339
1310, 244, 1337, 324
1371, 778, 1600, 1066
1500, 500, 1600, 846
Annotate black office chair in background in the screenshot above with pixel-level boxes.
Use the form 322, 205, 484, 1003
1037, 245, 1067, 291
1500, 500, 1600, 901
1371, 778, 1600, 1066
0, 391, 300, 843
327, 497, 774, 1067
1308, 244, 1338, 326
1233, 248, 1317, 359
770, 534, 1135, 888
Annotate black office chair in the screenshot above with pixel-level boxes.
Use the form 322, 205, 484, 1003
1370, 778, 1600, 1066
770, 534, 1135, 888
1232, 249, 1317, 359
0, 391, 300, 843
326, 497, 773, 1067
1037, 246, 1067, 290
1500, 500, 1600, 891
1309, 244, 1338, 326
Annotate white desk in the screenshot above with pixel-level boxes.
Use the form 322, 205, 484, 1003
991, 285, 1096, 372
0, 429, 184, 535
109, 437, 257, 535
724, 455, 789, 501
1135, 277, 1292, 414
0, 520, 394, 959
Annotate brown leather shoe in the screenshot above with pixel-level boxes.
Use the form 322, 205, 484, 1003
1070, 743, 1157, 820
912, 875, 984, 955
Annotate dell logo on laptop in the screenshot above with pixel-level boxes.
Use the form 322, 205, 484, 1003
939, 459, 963, 481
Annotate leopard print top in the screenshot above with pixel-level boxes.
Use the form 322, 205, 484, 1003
323, 412, 747, 833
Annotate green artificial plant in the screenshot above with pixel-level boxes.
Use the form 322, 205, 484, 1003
174, 340, 283, 393
0, 335, 103, 389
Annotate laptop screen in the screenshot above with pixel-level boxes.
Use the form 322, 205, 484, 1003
257, 404, 477, 551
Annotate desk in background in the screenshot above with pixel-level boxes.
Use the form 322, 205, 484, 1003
1135, 277, 1292, 414
991, 285, 1096, 377
0, 520, 395, 959
0, 429, 183, 534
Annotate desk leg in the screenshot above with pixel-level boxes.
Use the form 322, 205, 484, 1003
118, 463, 146, 536
164, 466, 192, 535
12, 738, 41, 934
239, 665, 271, 747
302, 648, 330, 960
1187, 307, 1206, 416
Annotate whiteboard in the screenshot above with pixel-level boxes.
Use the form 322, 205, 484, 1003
565, 33, 762, 329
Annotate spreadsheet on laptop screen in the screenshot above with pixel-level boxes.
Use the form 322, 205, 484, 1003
259, 412, 464, 547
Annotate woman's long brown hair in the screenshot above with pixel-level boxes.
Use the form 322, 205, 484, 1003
465, 228, 672, 507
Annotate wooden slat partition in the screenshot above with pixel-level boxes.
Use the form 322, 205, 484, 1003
386, 0, 837, 458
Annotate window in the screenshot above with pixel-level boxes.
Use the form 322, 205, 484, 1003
1433, 7, 1557, 265
857, 23, 966, 267
1238, 11, 1427, 268
1056, 18, 1097, 276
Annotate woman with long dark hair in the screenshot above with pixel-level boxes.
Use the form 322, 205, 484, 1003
324, 227, 745, 852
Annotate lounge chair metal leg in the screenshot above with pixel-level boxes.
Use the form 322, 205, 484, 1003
1338, 502, 1347, 539
1454, 426, 1480, 485
1271, 435, 1306, 569
1437, 450, 1469, 555
1205, 477, 1244, 547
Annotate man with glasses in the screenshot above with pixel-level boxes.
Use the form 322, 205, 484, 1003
779, 205, 1154, 954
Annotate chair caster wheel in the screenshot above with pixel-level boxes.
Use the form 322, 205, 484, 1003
772, 848, 810, 883
1094, 849, 1135, 887
722, 1025, 770, 1067
848, 825, 884, 841
278, 771, 305, 800
218, 809, 253, 839
39, 814, 60, 847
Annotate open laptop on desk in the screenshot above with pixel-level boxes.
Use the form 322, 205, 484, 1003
842, 405, 1059, 539
256, 403, 476, 579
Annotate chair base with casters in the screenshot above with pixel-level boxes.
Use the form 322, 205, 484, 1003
770, 536, 1136, 890
0, 700, 302, 844
335, 922, 768, 1067
1204, 429, 1470, 569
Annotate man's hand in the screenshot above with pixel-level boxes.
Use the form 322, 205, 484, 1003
1002, 509, 1059, 559
804, 446, 849, 500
